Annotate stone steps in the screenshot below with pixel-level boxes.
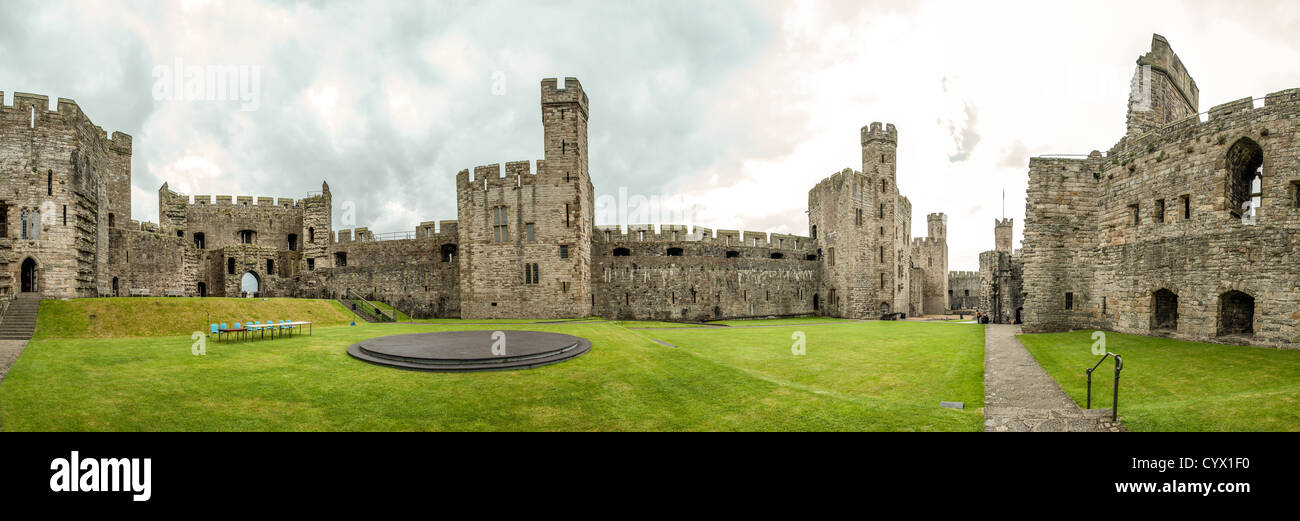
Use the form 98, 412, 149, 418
0, 293, 41, 340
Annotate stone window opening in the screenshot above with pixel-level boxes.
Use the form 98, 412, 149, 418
725, 250, 739, 258
880, 246, 885, 262
565, 204, 571, 227
47, 170, 53, 196
1225, 137, 1264, 219
612, 247, 630, 257
309, 227, 316, 243
1129, 204, 1140, 225
525, 222, 536, 242
880, 273, 885, 289
287, 234, 298, 251
1217, 291, 1255, 337
194, 233, 206, 249
770, 252, 783, 259
63, 205, 68, 226
524, 263, 539, 284
197, 282, 206, 297
810, 225, 817, 240
334, 252, 348, 267
561, 139, 566, 155
227, 257, 236, 275
855, 208, 863, 226
1065, 292, 1074, 310
0, 202, 7, 238
561, 245, 571, 258
666, 247, 683, 257
1154, 199, 1165, 224
307, 258, 315, 271
108, 213, 115, 228
879, 204, 885, 218
1180, 195, 1191, 219
805, 254, 816, 261
491, 206, 509, 243
827, 248, 835, 266
267, 259, 275, 275
238, 230, 255, 244
1152, 289, 1179, 331
1292, 181, 1300, 208
604, 230, 611, 241
964, 290, 969, 296
441, 244, 457, 262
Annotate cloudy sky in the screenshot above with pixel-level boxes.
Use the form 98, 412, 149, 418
3, 0, 1298, 269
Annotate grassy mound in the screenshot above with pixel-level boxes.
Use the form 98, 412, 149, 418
34, 297, 355, 339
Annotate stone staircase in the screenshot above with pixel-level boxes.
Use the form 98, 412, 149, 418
0, 293, 41, 340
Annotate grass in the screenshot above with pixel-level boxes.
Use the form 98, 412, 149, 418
706, 316, 861, 327
33, 297, 355, 339
614, 320, 708, 328
0, 302, 985, 431
1018, 330, 1300, 432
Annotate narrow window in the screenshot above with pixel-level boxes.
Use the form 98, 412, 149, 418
47, 171, 52, 196
492, 206, 509, 243
1065, 292, 1074, 310
334, 252, 347, 267
307, 258, 315, 271
176, 230, 183, 237
309, 227, 315, 243
108, 213, 115, 228
228, 258, 236, 275
524, 263, 532, 284
605, 230, 611, 241
565, 204, 571, 228
1292, 182, 1300, 208
561, 245, 570, 258
267, 259, 274, 274
1129, 204, 1140, 225
194, 233, 206, 249
879, 204, 885, 218
526, 222, 535, 242
1181, 195, 1191, 219
0, 202, 7, 237
1155, 199, 1165, 224
880, 273, 885, 289
810, 225, 817, 239
62, 205, 66, 226
855, 208, 863, 226
239, 230, 255, 244
287, 234, 298, 251
828, 247, 835, 266
880, 246, 885, 263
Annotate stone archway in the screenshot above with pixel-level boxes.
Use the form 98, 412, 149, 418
240, 271, 261, 297
1152, 289, 1179, 331
20, 258, 38, 293
1217, 291, 1255, 337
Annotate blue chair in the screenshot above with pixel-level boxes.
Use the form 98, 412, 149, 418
233, 322, 245, 342
210, 324, 220, 343
281, 320, 293, 337
220, 323, 230, 343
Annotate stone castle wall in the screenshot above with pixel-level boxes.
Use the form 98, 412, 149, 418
1022, 35, 1300, 348
948, 270, 979, 311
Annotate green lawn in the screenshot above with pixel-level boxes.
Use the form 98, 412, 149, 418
0, 300, 985, 431
1019, 330, 1300, 432
706, 316, 862, 327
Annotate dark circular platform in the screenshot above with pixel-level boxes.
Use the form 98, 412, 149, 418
347, 330, 591, 372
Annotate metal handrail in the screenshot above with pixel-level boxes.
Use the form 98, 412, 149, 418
1085, 352, 1124, 422
345, 289, 395, 322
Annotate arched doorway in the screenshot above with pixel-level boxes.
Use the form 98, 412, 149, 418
812, 293, 820, 311
1217, 291, 1255, 337
1015, 307, 1023, 324
240, 271, 260, 297
111, 277, 119, 297
197, 282, 207, 297
880, 301, 890, 314
20, 258, 37, 293
1152, 289, 1179, 331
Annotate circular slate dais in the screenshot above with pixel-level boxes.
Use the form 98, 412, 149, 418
346, 330, 591, 372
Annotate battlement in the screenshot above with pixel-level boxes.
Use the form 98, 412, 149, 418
927, 213, 947, 222
860, 122, 898, 144
185, 193, 301, 209
456, 160, 546, 189
2, 91, 132, 152
948, 270, 979, 278
596, 224, 813, 250
415, 220, 460, 238
334, 227, 372, 243
911, 236, 944, 247
541, 77, 589, 117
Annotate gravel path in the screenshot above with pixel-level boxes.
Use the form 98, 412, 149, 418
983, 325, 1122, 432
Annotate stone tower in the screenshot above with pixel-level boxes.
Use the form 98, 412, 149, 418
927, 212, 946, 240
1126, 34, 1199, 137
995, 218, 1013, 253
456, 77, 594, 319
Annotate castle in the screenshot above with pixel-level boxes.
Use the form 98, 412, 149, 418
1020, 34, 1300, 348
0, 78, 951, 321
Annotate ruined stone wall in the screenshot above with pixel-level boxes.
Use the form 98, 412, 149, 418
592, 227, 819, 320
300, 228, 459, 318
948, 270, 979, 311
158, 185, 306, 253
104, 226, 197, 297
0, 93, 128, 298
1126, 34, 1199, 138
1023, 39, 1300, 347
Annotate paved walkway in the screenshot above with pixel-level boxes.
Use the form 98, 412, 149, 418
0, 340, 29, 432
984, 325, 1122, 432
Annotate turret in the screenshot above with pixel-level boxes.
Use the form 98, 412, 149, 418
927, 213, 946, 240
995, 218, 1013, 253
861, 122, 898, 181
